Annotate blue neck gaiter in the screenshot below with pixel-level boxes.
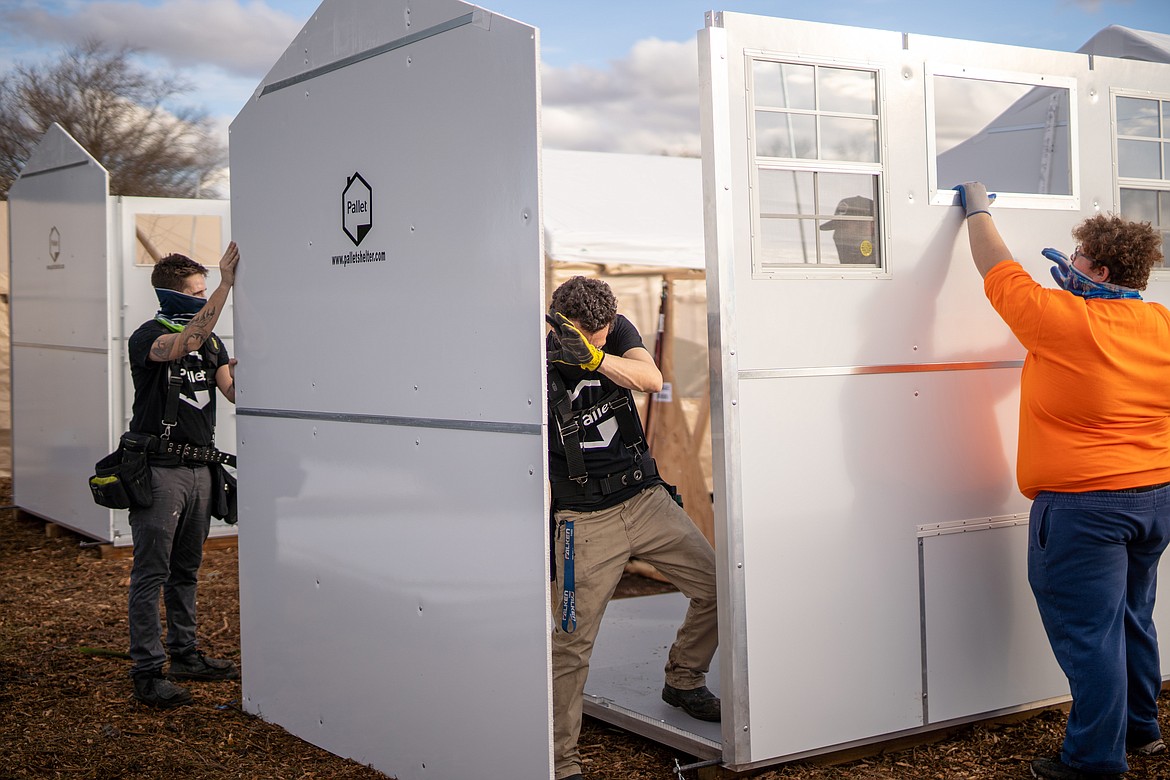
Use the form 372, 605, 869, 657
1043, 248, 1142, 301
155, 288, 206, 330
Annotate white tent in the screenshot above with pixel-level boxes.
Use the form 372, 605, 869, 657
541, 149, 704, 270
1078, 24, 1170, 63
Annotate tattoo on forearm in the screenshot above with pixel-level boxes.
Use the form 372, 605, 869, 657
150, 338, 173, 361
189, 306, 216, 327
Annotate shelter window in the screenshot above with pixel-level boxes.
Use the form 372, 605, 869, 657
748, 58, 884, 275
134, 213, 224, 267
1115, 94, 1170, 266
931, 74, 1073, 200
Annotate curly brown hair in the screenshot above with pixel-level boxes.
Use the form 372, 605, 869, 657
151, 253, 208, 292
550, 276, 617, 332
1072, 214, 1163, 290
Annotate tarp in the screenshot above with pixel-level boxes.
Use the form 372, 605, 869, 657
542, 149, 704, 269
1078, 24, 1170, 63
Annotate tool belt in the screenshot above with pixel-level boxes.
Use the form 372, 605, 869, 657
550, 457, 659, 502
156, 440, 237, 467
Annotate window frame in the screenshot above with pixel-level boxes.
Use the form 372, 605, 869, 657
925, 64, 1081, 211
745, 51, 890, 280
1113, 88, 1170, 274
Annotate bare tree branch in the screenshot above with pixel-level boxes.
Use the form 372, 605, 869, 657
0, 39, 226, 200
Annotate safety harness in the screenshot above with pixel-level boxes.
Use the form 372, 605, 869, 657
547, 364, 657, 502
548, 363, 658, 634
153, 335, 236, 468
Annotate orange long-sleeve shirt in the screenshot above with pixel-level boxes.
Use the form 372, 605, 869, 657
984, 260, 1170, 498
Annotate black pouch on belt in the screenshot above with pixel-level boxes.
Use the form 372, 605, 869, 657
209, 462, 238, 525
87, 433, 155, 510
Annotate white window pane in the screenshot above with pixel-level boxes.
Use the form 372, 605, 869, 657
818, 67, 877, 115
755, 112, 817, 158
818, 174, 878, 265
1160, 191, 1170, 226
1117, 97, 1159, 137
758, 169, 815, 215
1118, 139, 1161, 179
1120, 188, 1157, 223
759, 218, 817, 264
753, 61, 814, 109
1163, 102, 1170, 138
818, 173, 878, 216
820, 221, 879, 265
934, 77, 1071, 195
821, 116, 879, 162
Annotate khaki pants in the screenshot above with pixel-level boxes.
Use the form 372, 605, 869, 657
551, 484, 718, 779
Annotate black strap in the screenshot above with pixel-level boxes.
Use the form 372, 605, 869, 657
548, 366, 588, 483
156, 440, 237, 467
550, 458, 659, 501
546, 363, 648, 486
160, 362, 183, 441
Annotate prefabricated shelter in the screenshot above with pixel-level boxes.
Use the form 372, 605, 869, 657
7, 124, 236, 546
230, 2, 1170, 778
699, 12, 1170, 768
0, 200, 11, 478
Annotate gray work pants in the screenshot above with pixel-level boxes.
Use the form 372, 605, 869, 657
127, 464, 212, 675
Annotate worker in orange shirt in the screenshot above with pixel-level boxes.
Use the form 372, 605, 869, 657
955, 181, 1169, 780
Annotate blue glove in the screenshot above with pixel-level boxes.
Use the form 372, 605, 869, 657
1044, 247, 1076, 290
952, 183, 996, 218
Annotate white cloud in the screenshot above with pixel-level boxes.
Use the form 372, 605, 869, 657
1, 0, 300, 76
540, 37, 700, 156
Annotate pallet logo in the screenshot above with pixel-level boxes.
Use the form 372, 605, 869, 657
47, 226, 64, 270
342, 172, 372, 247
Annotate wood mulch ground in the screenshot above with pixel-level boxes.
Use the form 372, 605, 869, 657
3, 476, 1170, 779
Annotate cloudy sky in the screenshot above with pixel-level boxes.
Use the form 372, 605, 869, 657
1, 0, 1167, 163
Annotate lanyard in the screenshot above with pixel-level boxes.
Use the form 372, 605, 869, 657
560, 520, 576, 633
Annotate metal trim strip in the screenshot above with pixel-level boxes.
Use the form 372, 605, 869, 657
260, 13, 476, 96
740, 359, 1024, 380
237, 406, 541, 436
12, 342, 107, 355
17, 160, 91, 179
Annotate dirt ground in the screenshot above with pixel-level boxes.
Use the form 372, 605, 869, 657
3, 480, 1170, 780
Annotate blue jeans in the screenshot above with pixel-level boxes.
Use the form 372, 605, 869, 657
1029, 485, 1170, 773
127, 465, 212, 675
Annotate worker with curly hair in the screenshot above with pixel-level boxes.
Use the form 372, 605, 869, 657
545, 276, 719, 780
955, 182, 1170, 780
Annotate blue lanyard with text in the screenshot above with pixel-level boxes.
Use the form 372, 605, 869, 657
560, 520, 576, 633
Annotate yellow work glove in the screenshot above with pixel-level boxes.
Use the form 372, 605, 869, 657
546, 312, 605, 371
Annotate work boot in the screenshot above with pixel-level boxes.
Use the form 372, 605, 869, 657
662, 683, 721, 722
1130, 738, 1166, 756
167, 649, 239, 681
133, 671, 193, 708
1030, 755, 1121, 780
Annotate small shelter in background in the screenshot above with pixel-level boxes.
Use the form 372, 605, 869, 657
0, 201, 10, 478
542, 149, 713, 545
6, 123, 235, 545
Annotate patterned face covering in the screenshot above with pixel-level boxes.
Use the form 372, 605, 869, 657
155, 288, 206, 329
1043, 248, 1142, 301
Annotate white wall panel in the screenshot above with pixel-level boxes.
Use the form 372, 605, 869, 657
237, 415, 548, 779
229, 2, 549, 777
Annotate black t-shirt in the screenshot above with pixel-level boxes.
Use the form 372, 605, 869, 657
547, 314, 663, 510
128, 319, 229, 447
